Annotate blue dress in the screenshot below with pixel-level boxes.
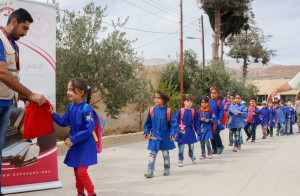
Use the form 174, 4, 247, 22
196, 110, 214, 141
227, 103, 248, 128
174, 109, 200, 144
254, 108, 270, 126
268, 107, 277, 127
52, 102, 97, 168
209, 99, 225, 130
144, 106, 178, 151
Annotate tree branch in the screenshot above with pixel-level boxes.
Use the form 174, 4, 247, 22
221, 10, 229, 16
91, 95, 108, 105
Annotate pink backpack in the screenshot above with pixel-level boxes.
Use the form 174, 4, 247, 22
179, 108, 195, 130
70, 103, 106, 153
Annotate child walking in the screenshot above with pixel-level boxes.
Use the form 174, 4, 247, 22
197, 96, 214, 159
225, 95, 235, 146
286, 99, 295, 135
49, 78, 97, 196
209, 87, 225, 154
274, 102, 286, 136
244, 98, 258, 142
175, 94, 200, 167
144, 90, 178, 178
227, 94, 248, 152
268, 102, 277, 137
255, 101, 270, 139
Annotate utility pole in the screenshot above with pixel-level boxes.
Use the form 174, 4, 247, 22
201, 15, 205, 68
180, 0, 183, 108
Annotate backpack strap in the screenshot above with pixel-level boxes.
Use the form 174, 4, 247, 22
198, 109, 201, 118
180, 108, 185, 121
69, 104, 74, 111
166, 107, 171, 124
150, 107, 155, 119
217, 99, 220, 109
83, 103, 89, 116
209, 108, 212, 118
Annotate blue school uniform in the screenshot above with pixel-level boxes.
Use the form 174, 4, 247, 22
275, 106, 286, 123
268, 107, 277, 127
225, 104, 233, 129
254, 107, 270, 126
52, 102, 97, 168
227, 103, 248, 128
175, 109, 200, 144
196, 109, 214, 141
144, 106, 178, 151
209, 99, 225, 130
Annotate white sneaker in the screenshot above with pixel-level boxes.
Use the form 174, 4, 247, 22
178, 160, 183, 167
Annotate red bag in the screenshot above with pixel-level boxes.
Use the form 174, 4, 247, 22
23, 100, 55, 139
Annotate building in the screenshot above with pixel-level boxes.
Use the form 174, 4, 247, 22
255, 79, 299, 105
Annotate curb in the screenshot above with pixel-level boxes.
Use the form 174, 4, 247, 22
56, 132, 144, 156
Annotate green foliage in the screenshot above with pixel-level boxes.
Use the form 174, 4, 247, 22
56, 2, 145, 118
162, 49, 259, 109
149, 79, 181, 114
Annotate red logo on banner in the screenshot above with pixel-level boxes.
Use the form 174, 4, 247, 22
29, 12, 51, 39
0, 7, 14, 17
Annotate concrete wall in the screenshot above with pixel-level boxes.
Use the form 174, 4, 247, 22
56, 68, 164, 138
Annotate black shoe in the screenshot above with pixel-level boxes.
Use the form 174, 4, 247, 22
270, 134, 273, 137
251, 140, 255, 142
0, 193, 4, 196
212, 149, 217, 154
246, 137, 251, 141
290, 132, 294, 135
78, 193, 86, 196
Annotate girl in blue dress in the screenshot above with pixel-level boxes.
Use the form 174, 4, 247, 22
143, 90, 179, 178
49, 78, 97, 196
209, 87, 225, 154
197, 96, 215, 159
175, 94, 200, 167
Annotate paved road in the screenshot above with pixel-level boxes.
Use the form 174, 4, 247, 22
12, 125, 300, 196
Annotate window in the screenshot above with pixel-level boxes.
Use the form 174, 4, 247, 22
281, 95, 296, 103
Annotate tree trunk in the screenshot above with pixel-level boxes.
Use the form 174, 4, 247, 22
220, 34, 225, 62
213, 3, 221, 60
242, 57, 248, 83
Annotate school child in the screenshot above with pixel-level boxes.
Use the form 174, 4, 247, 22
222, 92, 231, 106
254, 101, 270, 139
209, 87, 225, 154
143, 90, 178, 178
175, 94, 200, 166
286, 99, 296, 135
244, 98, 258, 142
227, 94, 248, 152
197, 96, 215, 159
274, 102, 286, 136
225, 95, 235, 146
49, 78, 97, 196
268, 102, 277, 137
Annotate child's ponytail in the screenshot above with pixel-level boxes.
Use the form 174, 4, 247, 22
86, 86, 92, 104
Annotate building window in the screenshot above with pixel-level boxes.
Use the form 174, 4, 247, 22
257, 95, 268, 106
281, 95, 296, 103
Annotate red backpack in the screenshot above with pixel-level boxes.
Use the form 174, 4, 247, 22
179, 108, 195, 130
198, 108, 215, 132
209, 99, 228, 126
272, 107, 278, 123
150, 107, 172, 131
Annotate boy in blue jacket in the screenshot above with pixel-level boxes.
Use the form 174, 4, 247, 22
274, 102, 286, 136
227, 94, 248, 152
254, 101, 270, 139
268, 102, 277, 137
286, 99, 296, 135
175, 94, 200, 167
225, 95, 235, 146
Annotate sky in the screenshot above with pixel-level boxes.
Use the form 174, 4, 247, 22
36, 0, 300, 65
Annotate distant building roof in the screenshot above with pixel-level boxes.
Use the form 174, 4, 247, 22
254, 79, 299, 95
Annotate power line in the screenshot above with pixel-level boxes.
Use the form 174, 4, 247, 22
150, 0, 197, 22
123, 0, 199, 32
156, 0, 200, 21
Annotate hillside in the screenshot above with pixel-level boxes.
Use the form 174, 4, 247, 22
143, 58, 300, 80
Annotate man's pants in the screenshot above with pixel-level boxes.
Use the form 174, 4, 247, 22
244, 122, 256, 140
178, 143, 194, 161
0, 106, 12, 194
148, 150, 170, 172
211, 127, 223, 151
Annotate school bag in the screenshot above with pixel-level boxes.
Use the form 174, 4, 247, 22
149, 107, 172, 131
209, 99, 227, 126
70, 103, 106, 153
178, 108, 195, 131
198, 108, 215, 133
271, 107, 278, 123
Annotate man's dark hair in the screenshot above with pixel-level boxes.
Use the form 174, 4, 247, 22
7, 8, 33, 25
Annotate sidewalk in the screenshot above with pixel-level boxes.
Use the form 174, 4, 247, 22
12, 125, 300, 196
